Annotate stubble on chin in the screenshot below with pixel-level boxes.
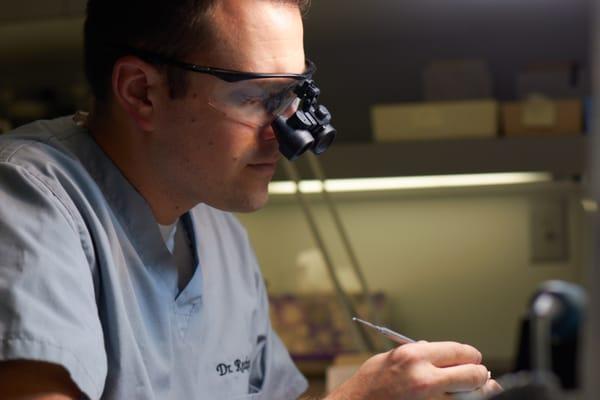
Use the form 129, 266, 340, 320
230, 183, 271, 213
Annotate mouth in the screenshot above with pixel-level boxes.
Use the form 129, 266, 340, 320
247, 158, 279, 176
248, 162, 277, 172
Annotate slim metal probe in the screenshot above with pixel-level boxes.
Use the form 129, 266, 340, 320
353, 317, 416, 345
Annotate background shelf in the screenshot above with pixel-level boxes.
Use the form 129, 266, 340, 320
274, 135, 587, 180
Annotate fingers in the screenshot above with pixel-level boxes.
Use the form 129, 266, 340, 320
476, 379, 503, 397
396, 341, 482, 368
451, 379, 503, 399
436, 364, 490, 393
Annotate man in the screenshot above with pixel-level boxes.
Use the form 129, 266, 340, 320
0, 0, 501, 398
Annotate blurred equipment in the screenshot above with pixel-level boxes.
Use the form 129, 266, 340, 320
458, 280, 586, 400
281, 153, 381, 353
514, 280, 586, 389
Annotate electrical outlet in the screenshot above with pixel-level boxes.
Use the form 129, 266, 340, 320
530, 199, 568, 263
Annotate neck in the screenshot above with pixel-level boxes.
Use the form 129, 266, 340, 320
87, 103, 192, 225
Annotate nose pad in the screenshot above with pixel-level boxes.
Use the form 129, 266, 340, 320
271, 116, 314, 161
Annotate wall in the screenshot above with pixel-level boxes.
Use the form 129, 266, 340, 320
237, 185, 585, 365
0, 18, 84, 92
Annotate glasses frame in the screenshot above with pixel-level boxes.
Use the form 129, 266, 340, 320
118, 45, 316, 83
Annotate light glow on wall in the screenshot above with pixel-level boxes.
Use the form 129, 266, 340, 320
268, 172, 553, 194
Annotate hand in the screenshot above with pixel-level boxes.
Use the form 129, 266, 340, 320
0, 360, 82, 400
457, 378, 503, 399
325, 341, 502, 400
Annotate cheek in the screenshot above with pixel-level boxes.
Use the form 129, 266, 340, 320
164, 92, 259, 169
183, 115, 253, 169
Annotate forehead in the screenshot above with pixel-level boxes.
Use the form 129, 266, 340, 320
202, 0, 306, 74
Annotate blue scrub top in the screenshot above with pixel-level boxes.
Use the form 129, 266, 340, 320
0, 116, 307, 399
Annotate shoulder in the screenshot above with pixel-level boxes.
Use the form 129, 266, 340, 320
0, 116, 81, 166
0, 117, 89, 197
0, 117, 99, 265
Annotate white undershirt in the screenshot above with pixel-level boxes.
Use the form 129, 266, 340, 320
158, 219, 195, 292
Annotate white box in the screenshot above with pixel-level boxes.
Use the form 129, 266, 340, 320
371, 99, 499, 141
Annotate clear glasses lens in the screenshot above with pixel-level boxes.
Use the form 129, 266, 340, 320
209, 78, 302, 127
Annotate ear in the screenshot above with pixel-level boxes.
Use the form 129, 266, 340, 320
112, 56, 164, 132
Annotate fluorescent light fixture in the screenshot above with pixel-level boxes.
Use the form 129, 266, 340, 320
268, 172, 552, 194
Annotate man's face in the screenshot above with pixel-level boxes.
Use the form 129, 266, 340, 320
153, 0, 305, 213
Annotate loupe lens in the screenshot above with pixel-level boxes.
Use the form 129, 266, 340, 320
311, 125, 336, 155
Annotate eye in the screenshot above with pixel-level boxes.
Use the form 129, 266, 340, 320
240, 96, 263, 106
265, 90, 294, 114
265, 96, 283, 112
228, 89, 265, 107
281, 98, 301, 118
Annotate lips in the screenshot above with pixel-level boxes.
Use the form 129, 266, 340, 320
249, 158, 279, 166
248, 153, 280, 166
249, 162, 277, 167
247, 156, 279, 176
248, 160, 278, 168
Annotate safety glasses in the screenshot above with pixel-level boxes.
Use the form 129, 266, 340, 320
122, 46, 316, 127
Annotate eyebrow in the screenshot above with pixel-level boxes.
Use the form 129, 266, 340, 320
165, 59, 315, 82
116, 45, 316, 83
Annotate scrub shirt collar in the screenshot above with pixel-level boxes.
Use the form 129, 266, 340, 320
69, 117, 193, 274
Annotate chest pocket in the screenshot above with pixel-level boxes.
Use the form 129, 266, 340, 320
248, 335, 267, 393
209, 334, 267, 399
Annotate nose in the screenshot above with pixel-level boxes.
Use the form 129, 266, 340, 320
259, 123, 277, 142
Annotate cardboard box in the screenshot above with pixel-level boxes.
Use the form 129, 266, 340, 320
371, 99, 499, 142
424, 59, 493, 101
501, 98, 582, 136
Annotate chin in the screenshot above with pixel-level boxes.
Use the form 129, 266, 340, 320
237, 192, 270, 213
218, 186, 270, 213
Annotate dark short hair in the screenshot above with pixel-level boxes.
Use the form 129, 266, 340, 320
84, 0, 310, 103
